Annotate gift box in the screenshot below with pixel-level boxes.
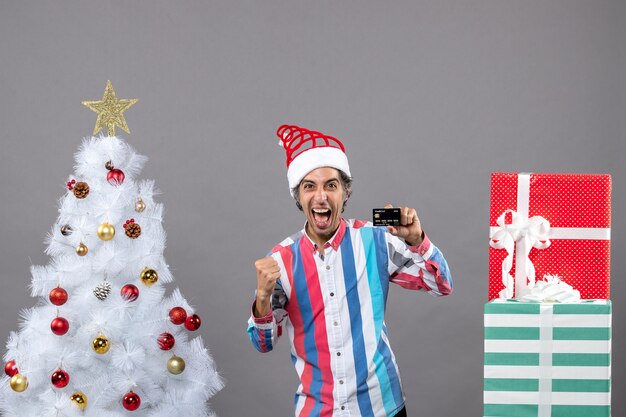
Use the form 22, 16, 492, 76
489, 173, 611, 300
484, 299, 611, 417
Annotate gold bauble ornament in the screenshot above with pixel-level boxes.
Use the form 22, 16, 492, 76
135, 198, 146, 213
76, 242, 88, 256
167, 355, 186, 375
97, 223, 115, 241
70, 391, 88, 411
140, 268, 158, 287
92, 335, 110, 354
9, 374, 28, 392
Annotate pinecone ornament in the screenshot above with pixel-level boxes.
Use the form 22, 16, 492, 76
72, 182, 90, 199
124, 219, 141, 239
93, 281, 112, 301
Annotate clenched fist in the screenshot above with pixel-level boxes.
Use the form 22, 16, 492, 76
384, 203, 424, 246
254, 256, 281, 317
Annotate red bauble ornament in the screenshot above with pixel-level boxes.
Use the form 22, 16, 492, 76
169, 307, 187, 325
122, 391, 141, 411
49, 287, 68, 306
107, 169, 125, 186
120, 284, 139, 302
4, 360, 18, 377
157, 333, 175, 350
184, 314, 202, 331
51, 369, 70, 388
51, 317, 69, 336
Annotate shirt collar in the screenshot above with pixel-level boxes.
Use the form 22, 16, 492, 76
302, 218, 347, 253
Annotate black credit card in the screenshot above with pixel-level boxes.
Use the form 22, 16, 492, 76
373, 208, 401, 226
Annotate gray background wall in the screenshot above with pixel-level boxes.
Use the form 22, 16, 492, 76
1, 1, 624, 416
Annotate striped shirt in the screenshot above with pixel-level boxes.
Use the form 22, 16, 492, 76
247, 219, 453, 417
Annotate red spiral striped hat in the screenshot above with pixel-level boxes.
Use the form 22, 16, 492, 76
276, 124, 351, 196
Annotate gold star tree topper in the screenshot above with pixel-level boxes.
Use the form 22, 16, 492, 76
82, 80, 138, 136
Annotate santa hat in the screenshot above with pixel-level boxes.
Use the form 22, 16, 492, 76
277, 124, 351, 196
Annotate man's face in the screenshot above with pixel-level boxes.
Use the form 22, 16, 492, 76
298, 167, 346, 245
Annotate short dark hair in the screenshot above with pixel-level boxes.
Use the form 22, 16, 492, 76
292, 170, 353, 212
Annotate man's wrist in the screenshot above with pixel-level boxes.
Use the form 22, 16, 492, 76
256, 289, 271, 304
253, 295, 272, 318
405, 230, 424, 247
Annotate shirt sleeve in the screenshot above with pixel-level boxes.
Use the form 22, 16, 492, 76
247, 265, 289, 353
386, 232, 453, 296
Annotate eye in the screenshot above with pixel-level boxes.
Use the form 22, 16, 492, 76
302, 183, 313, 190
327, 182, 338, 189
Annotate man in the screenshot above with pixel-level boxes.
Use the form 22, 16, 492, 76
247, 124, 453, 417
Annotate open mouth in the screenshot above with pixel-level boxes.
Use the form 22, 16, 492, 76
312, 208, 332, 229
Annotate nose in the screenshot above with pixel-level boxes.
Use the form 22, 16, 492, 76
314, 188, 328, 202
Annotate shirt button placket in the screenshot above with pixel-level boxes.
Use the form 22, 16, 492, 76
326, 260, 349, 413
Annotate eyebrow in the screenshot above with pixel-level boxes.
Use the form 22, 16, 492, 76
301, 178, 340, 187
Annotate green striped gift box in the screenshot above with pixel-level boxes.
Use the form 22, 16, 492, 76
484, 299, 611, 417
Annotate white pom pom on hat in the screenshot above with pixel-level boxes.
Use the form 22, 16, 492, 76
276, 124, 351, 196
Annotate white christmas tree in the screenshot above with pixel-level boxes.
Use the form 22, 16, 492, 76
0, 82, 223, 417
